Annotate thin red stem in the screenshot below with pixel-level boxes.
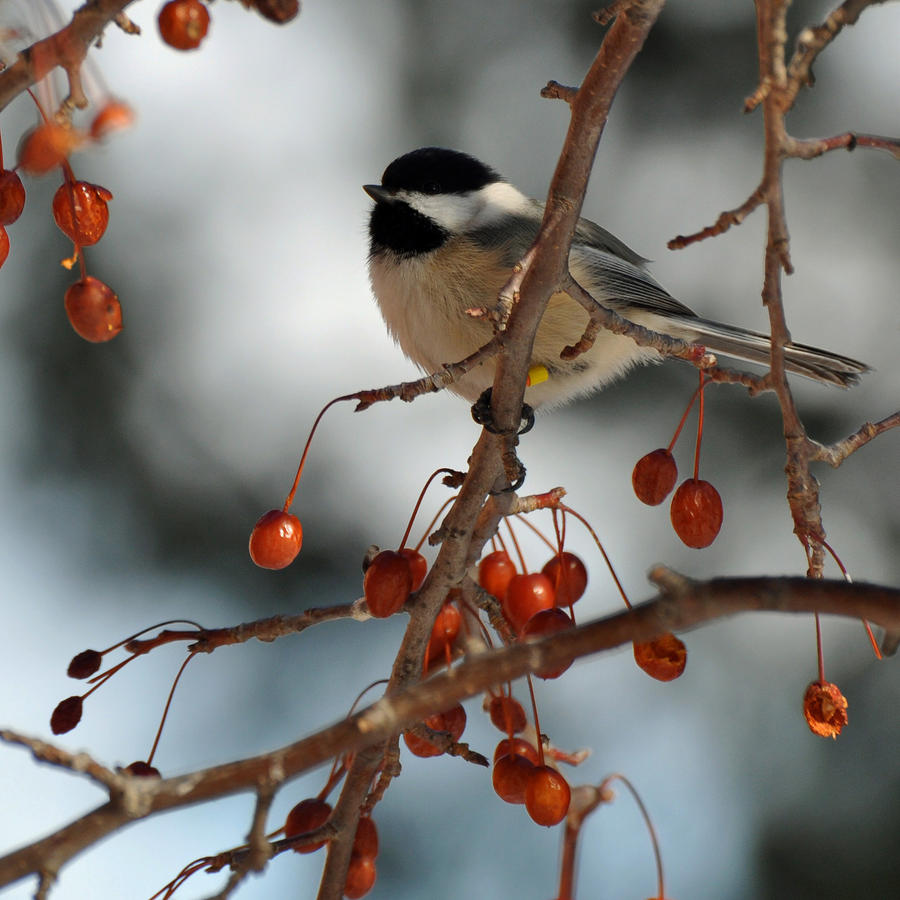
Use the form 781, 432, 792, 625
505, 520, 529, 573
666, 375, 707, 453
398, 468, 458, 549
693, 370, 706, 481
146, 653, 196, 766
560, 504, 631, 609
814, 613, 825, 685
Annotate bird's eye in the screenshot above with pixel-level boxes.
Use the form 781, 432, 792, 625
422, 181, 442, 195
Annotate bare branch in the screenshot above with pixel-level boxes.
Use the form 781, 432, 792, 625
809, 411, 900, 467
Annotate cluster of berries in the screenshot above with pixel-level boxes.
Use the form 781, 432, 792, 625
157, 0, 300, 51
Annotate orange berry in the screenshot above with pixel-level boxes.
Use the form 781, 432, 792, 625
492, 753, 536, 804
64, 276, 122, 343
17, 122, 82, 175
352, 816, 379, 859
0, 225, 8, 269
158, 0, 211, 50
541, 552, 588, 606
90, 100, 134, 140
284, 798, 331, 853
426, 601, 461, 662
0, 169, 25, 225
632, 448, 678, 506
502, 572, 555, 634
521, 607, 575, 679
525, 765, 571, 826
803, 680, 848, 739
343, 855, 376, 899
478, 550, 517, 599
488, 695, 527, 734
403, 704, 466, 758
398, 546, 427, 590
633, 633, 687, 682
364, 550, 412, 618
248, 508, 303, 569
52, 181, 112, 246
493, 737, 539, 766
670, 478, 723, 548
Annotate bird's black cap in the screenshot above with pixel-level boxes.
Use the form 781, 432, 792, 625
379, 147, 502, 195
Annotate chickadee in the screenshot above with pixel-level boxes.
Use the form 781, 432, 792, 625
364, 147, 867, 410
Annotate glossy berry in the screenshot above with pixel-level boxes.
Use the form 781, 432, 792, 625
541, 552, 588, 606
803, 680, 848, 739
284, 797, 331, 853
426, 601, 461, 662
51, 696, 83, 734
124, 761, 161, 777
17, 122, 81, 175
90, 100, 134, 141
344, 855, 376, 899
521, 607, 575, 679
158, 0, 211, 50
53, 181, 112, 246
64, 276, 123, 343
493, 737, 540, 766
632, 448, 678, 506
352, 816, 379, 858
398, 547, 427, 590
0, 169, 25, 225
249, 509, 303, 569
633, 633, 687, 682
478, 550, 516, 600
492, 752, 536, 804
67, 649, 102, 679
403, 704, 466, 758
670, 478, 723, 548
0, 225, 8, 269
364, 550, 412, 618
525, 765, 571, 827
502, 572, 555, 634
488, 695, 527, 734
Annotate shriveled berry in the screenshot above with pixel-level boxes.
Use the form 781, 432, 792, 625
249, 508, 303, 569
398, 547, 427, 590
488, 695, 527, 734
364, 549, 412, 618
51, 696, 83, 734
521, 607, 575, 679
525, 765, 571, 827
344, 855, 376, 899
670, 478, 723, 548
803, 680, 848, 739
53, 181, 112, 246
64, 276, 123, 343
502, 572, 555, 634
17, 122, 82, 175
0, 169, 25, 225
124, 760, 161, 777
158, 0, 211, 51
284, 797, 331, 853
67, 649, 102, 679
492, 752, 536, 804
632, 448, 678, 506
403, 704, 466, 758
633, 632, 687, 682
541, 552, 588, 606
478, 550, 516, 600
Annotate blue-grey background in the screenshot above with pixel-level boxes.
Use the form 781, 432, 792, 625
1, 1, 898, 898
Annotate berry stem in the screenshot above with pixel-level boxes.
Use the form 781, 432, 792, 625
412, 495, 457, 553
146, 652, 196, 766
505, 520, 528, 573
512, 512, 556, 552
398, 468, 458, 550
693, 370, 706, 481
666, 375, 708, 453
814, 612, 826, 685
551, 510, 576, 621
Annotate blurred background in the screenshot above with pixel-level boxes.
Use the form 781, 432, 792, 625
0, 1, 898, 898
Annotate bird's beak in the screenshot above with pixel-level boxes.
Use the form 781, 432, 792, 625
363, 184, 394, 204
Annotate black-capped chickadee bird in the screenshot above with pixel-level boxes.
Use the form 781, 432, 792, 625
364, 147, 867, 410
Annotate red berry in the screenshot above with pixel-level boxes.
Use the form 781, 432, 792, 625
158, 0, 211, 50
493, 737, 540, 765
492, 752, 536, 804
403, 704, 466, 758
90, 100, 134, 141
17, 122, 82, 175
344, 855, 376, 899
488, 695, 527, 734
521, 607, 574, 679
352, 816, 379, 858
398, 547, 427, 590
426, 601, 461, 662
249, 508, 302, 569
124, 761, 161, 777
632, 448, 678, 506
51, 696, 83, 734
502, 572, 555, 634
284, 797, 331, 853
803, 680, 848, 739
541, 552, 587, 606
478, 550, 517, 599
670, 478, 723, 548
633, 632, 687, 682
52, 181, 112, 246
67, 649, 102, 679
0, 225, 8, 269
0, 169, 25, 225
251, 0, 301, 24
524, 765, 571, 827
64, 276, 123, 343
364, 550, 412, 618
